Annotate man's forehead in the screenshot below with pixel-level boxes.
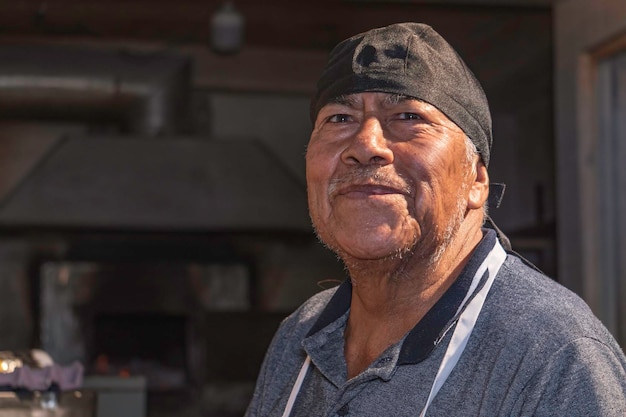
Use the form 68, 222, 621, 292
324, 92, 426, 108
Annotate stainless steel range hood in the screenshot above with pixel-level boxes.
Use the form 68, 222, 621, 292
0, 136, 311, 232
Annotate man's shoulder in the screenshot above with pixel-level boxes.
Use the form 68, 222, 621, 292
274, 283, 343, 342
496, 253, 590, 315
289, 284, 342, 324
466, 254, 625, 392
487, 253, 619, 350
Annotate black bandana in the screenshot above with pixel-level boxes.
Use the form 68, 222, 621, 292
311, 22, 493, 167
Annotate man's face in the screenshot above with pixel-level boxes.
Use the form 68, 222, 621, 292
306, 92, 477, 264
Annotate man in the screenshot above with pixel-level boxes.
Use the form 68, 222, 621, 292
245, 23, 626, 416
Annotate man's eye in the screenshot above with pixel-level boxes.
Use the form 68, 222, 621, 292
397, 112, 422, 120
328, 114, 351, 123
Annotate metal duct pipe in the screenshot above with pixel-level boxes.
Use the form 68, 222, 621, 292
0, 44, 191, 136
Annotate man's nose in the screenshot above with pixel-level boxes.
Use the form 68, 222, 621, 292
340, 117, 393, 166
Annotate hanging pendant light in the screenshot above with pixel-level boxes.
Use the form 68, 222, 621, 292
210, 1, 245, 54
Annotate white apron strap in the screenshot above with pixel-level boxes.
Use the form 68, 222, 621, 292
419, 240, 507, 416
281, 355, 311, 417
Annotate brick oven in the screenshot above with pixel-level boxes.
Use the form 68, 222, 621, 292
32, 234, 304, 416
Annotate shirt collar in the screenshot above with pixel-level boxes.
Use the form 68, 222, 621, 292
306, 228, 498, 364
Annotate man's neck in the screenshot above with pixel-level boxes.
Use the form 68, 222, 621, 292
343, 223, 484, 378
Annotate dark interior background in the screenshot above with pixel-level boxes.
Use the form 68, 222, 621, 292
0, 1, 555, 416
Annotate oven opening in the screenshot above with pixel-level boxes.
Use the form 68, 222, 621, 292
91, 313, 188, 390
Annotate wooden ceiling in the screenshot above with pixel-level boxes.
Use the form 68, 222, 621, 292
0, 1, 552, 109
0, 0, 550, 52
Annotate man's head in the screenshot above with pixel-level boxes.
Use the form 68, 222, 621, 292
305, 23, 492, 273
310, 22, 492, 167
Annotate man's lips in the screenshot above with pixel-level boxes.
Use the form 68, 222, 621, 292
334, 183, 409, 198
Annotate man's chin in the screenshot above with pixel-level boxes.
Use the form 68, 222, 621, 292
321, 235, 419, 266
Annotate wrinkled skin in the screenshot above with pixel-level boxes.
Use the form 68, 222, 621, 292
307, 92, 486, 276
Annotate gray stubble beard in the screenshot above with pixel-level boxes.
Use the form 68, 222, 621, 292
311, 189, 468, 283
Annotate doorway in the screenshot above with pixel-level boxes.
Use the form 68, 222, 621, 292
595, 48, 626, 346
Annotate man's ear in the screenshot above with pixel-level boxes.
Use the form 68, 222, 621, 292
467, 161, 489, 210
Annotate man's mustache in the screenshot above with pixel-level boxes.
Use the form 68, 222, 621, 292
327, 168, 414, 197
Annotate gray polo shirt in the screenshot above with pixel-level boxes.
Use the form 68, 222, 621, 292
246, 230, 626, 416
